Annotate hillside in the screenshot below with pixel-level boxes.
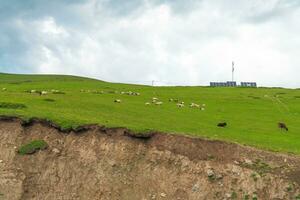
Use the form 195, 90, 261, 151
0, 118, 300, 200
0, 73, 300, 154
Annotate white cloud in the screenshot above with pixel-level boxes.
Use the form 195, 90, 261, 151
1, 0, 300, 87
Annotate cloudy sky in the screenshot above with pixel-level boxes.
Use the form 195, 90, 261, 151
0, 0, 300, 87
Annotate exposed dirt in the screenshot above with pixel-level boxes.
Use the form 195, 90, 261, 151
0, 118, 300, 200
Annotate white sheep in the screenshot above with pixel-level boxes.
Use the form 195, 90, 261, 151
145, 102, 151, 105
114, 99, 122, 103
41, 91, 48, 95
155, 102, 163, 105
190, 103, 200, 108
2, 88, 6, 91
30, 90, 36, 93
177, 103, 184, 107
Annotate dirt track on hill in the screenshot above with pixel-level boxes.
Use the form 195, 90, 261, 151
0, 118, 300, 200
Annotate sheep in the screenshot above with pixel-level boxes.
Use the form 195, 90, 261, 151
2, 88, 6, 91
30, 90, 36, 93
152, 97, 158, 103
114, 99, 122, 103
190, 103, 200, 108
278, 122, 288, 131
201, 107, 205, 111
145, 102, 151, 105
40, 91, 48, 95
177, 103, 184, 108
202, 104, 206, 107
169, 98, 174, 102
155, 102, 163, 105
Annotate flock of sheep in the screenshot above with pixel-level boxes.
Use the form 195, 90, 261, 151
27, 89, 63, 95
113, 91, 207, 111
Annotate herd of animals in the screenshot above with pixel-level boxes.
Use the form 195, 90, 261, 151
114, 93, 290, 132
23, 88, 290, 132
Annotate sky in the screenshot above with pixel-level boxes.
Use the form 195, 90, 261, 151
0, 0, 300, 88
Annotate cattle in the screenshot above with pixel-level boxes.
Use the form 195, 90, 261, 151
278, 122, 288, 131
217, 122, 227, 128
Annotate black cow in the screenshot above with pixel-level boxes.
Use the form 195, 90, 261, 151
278, 122, 288, 131
217, 122, 227, 128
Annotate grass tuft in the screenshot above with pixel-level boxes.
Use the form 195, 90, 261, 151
18, 140, 48, 155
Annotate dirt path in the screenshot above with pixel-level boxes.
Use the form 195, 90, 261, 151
0, 118, 299, 200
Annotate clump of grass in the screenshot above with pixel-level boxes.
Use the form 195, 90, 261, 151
0, 102, 27, 109
295, 194, 300, 200
286, 184, 293, 192
231, 191, 237, 199
18, 140, 48, 155
43, 98, 55, 102
243, 194, 250, 200
251, 173, 258, 182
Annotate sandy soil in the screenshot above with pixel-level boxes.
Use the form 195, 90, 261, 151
0, 117, 299, 200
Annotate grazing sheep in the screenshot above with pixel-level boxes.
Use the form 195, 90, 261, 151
2, 88, 6, 91
201, 107, 205, 111
40, 91, 48, 95
217, 122, 227, 128
202, 104, 206, 107
155, 102, 163, 105
145, 102, 151, 105
30, 90, 36, 93
177, 103, 184, 108
114, 99, 122, 103
169, 98, 174, 102
152, 97, 158, 101
190, 103, 200, 108
278, 122, 288, 131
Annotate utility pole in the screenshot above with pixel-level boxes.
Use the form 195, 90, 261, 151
152, 80, 155, 86
232, 61, 235, 82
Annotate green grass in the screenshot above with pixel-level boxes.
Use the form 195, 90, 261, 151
18, 140, 48, 155
1, 73, 300, 154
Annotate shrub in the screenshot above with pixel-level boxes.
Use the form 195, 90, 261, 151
0, 102, 26, 109
18, 140, 48, 155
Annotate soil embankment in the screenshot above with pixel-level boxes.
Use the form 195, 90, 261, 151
0, 117, 299, 200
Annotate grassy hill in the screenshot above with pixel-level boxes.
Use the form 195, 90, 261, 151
0, 73, 300, 154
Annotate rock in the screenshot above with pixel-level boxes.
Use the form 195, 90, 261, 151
52, 148, 60, 154
234, 160, 240, 165
151, 194, 156, 199
160, 193, 166, 198
192, 184, 200, 192
244, 159, 253, 165
0, 160, 3, 163
216, 174, 223, 180
225, 193, 231, 198
206, 169, 215, 177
